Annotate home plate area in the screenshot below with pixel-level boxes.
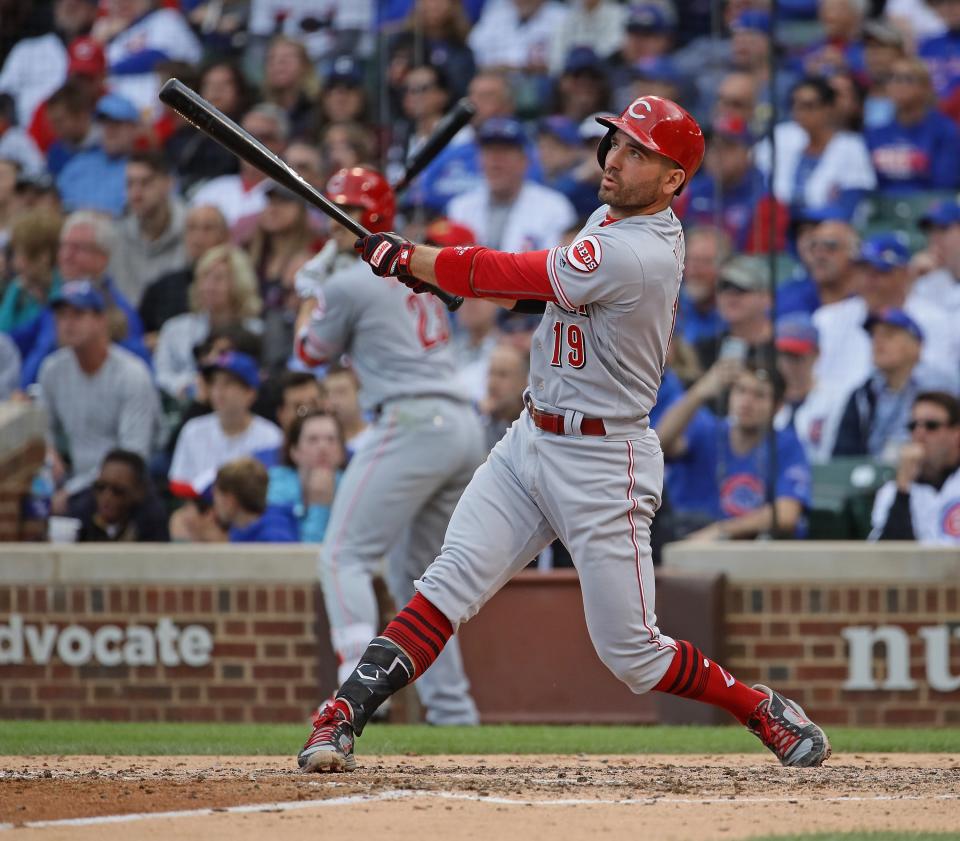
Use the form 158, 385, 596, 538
2, 754, 959, 840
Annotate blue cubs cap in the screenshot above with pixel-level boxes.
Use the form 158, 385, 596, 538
792, 204, 849, 225
732, 10, 772, 34
327, 55, 363, 87
477, 117, 526, 147
857, 233, 911, 271
919, 200, 960, 230
630, 56, 683, 84
50, 280, 105, 313
95, 92, 139, 123
564, 46, 604, 76
539, 115, 581, 146
863, 308, 924, 342
626, 2, 677, 33
775, 313, 819, 355
201, 351, 260, 389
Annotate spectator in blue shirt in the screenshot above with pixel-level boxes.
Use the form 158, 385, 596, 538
657, 360, 812, 540
267, 410, 346, 542
866, 57, 960, 194
918, 0, 960, 99
57, 93, 139, 216
677, 114, 786, 254
677, 225, 729, 345
213, 456, 298, 543
776, 217, 860, 318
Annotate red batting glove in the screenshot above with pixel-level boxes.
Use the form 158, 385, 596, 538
355, 232, 416, 278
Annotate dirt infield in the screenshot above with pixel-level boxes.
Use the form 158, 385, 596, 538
2, 754, 959, 840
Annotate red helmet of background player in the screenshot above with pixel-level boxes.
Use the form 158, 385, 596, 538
325, 167, 396, 233
595, 96, 705, 193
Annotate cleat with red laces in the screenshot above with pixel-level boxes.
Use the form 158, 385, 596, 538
748, 684, 831, 767
298, 698, 356, 772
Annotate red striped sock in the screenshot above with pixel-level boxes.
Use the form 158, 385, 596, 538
381, 593, 453, 677
653, 639, 766, 725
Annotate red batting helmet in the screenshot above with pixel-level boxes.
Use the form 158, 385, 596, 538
596, 96, 705, 191
325, 167, 396, 233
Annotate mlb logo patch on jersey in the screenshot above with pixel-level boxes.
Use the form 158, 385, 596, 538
567, 236, 602, 273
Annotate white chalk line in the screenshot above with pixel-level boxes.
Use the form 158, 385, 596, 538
1, 790, 959, 831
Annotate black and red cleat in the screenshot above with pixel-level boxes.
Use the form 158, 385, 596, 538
298, 698, 356, 772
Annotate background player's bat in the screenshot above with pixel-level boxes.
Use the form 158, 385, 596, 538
392, 97, 475, 194
158, 78, 463, 312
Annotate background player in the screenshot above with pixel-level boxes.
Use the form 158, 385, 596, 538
293, 166, 484, 727
297, 97, 830, 773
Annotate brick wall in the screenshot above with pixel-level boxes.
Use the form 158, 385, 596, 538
0, 582, 337, 722
665, 543, 960, 728
0, 403, 46, 541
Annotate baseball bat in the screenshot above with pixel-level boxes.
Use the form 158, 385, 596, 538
393, 97, 475, 194
158, 78, 463, 312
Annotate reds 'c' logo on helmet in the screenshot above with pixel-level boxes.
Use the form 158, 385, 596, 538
567, 236, 602, 273
595, 96, 705, 193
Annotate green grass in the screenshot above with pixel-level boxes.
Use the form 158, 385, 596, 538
2, 721, 960, 756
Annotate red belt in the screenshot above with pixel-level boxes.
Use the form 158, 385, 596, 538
526, 399, 607, 436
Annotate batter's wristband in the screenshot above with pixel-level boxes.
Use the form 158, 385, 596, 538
396, 242, 416, 275
434, 245, 488, 297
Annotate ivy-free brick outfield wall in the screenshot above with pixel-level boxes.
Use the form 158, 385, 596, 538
0, 583, 334, 723
665, 543, 960, 728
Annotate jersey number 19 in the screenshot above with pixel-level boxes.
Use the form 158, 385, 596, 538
550, 320, 586, 369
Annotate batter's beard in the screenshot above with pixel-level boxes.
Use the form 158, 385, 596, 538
598, 178, 662, 215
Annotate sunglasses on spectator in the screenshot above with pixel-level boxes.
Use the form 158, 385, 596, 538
404, 83, 437, 95
907, 419, 950, 432
718, 96, 750, 110
792, 98, 824, 111
93, 480, 131, 497
810, 238, 843, 251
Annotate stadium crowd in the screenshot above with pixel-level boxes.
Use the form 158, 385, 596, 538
2, 0, 960, 550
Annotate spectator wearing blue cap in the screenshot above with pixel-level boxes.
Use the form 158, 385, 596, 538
13, 210, 149, 389
536, 115, 598, 219
814, 232, 960, 400
551, 47, 612, 123
36, 279, 160, 515
56, 92, 140, 216
168, 351, 282, 501
447, 117, 576, 252
865, 57, 960, 195
774, 313, 846, 463
548, 1, 629, 77
832, 307, 954, 459
755, 76, 875, 220
913, 200, 960, 314
676, 114, 786, 254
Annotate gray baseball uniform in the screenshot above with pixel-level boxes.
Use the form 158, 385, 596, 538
298, 257, 485, 725
416, 206, 684, 694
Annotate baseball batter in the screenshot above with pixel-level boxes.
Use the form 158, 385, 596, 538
293, 167, 484, 727
298, 98, 831, 772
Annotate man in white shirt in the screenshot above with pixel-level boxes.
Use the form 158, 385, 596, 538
813, 233, 960, 397
189, 105, 289, 227
469, 0, 568, 73
168, 352, 282, 497
912, 200, 960, 316
447, 118, 576, 253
